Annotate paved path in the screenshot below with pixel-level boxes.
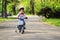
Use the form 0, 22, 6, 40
0, 16, 60, 40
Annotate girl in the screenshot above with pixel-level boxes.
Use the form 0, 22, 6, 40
17, 7, 28, 33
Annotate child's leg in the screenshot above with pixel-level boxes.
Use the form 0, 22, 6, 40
18, 25, 23, 32
17, 25, 21, 32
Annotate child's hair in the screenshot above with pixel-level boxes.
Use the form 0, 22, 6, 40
19, 7, 24, 11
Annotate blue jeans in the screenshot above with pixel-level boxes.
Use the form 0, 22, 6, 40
17, 25, 23, 32
17, 23, 25, 32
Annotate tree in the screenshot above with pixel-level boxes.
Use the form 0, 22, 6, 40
7, 0, 20, 15
30, 0, 34, 15
2, 0, 7, 18
0, 0, 2, 12
11, 0, 20, 15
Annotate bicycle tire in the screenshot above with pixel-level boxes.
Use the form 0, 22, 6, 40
21, 27, 24, 34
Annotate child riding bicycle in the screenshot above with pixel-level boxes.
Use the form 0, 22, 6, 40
17, 7, 28, 33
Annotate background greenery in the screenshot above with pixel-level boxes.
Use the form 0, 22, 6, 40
0, 0, 2, 13
0, 0, 60, 26
0, 0, 60, 15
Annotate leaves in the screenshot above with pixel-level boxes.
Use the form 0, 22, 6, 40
0, 0, 60, 15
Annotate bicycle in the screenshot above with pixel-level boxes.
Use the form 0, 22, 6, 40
15, 17, 27, 34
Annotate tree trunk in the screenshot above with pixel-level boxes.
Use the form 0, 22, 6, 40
40, 0, 42, 3
2, 0, 7, 18
12, 5, 16, 15
30, 0, 34, 15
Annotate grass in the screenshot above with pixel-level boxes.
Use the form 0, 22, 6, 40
0, 14, 34, 22
0, 17, 15, 22
42, 18, 60, 27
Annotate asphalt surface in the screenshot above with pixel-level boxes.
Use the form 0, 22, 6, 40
0, 16, 60, 40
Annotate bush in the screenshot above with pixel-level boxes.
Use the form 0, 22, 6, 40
37, 6, 60, 18
37, 7, 52, 18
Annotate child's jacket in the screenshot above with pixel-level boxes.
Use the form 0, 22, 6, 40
17, 12, 26, 25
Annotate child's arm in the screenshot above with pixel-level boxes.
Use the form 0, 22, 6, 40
16, 12, 21, 19
24, 14, 28, 19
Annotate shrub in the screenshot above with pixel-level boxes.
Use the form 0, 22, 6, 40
37, 6, 60, 18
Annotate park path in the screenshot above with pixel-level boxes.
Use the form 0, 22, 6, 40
0, 15, 60, 40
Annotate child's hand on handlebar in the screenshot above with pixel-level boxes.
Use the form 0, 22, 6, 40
25, 17, 28, 19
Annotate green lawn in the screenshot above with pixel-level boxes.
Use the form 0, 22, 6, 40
0, 17, 15, 22
42, 18, 60, 27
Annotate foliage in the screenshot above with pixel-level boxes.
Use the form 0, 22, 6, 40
20, 0, 30, 14
37, 0, 60, 18
7, 0, 20, 15
34, 0, 41, 14
0, 0, 60, 16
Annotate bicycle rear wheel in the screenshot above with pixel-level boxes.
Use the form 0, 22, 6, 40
21, 26, 24, 34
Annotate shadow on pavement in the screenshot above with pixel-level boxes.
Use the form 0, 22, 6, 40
0, 26, 16, 29
24, 31, 47, 34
